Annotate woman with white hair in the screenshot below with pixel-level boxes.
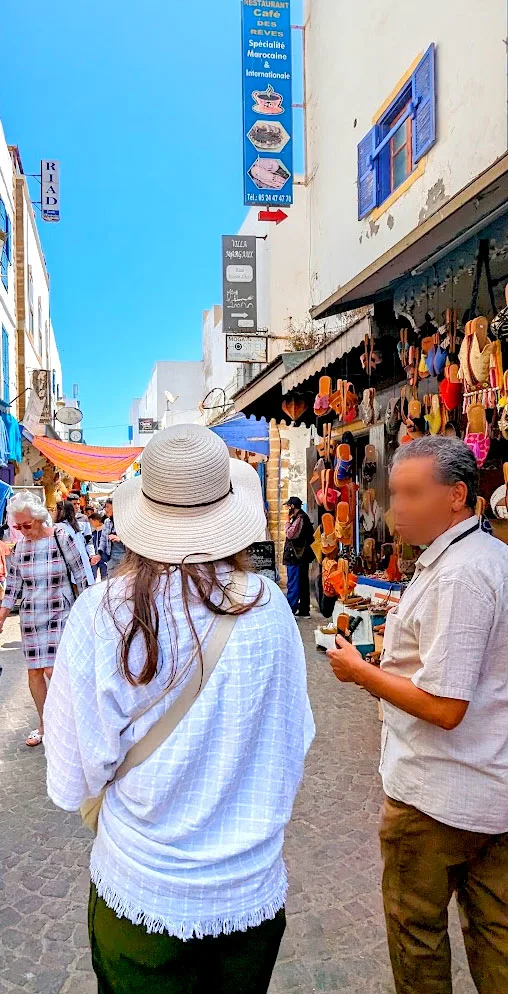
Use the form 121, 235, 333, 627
0, 491, 88, 747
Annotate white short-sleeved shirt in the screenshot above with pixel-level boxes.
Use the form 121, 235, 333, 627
44, 571, 315, 939
380, 516, 508, 834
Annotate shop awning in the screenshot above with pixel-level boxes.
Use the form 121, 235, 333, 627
311, 152, 508, 319
281, 314, 372, 392
28, 436, 143, 482
211, 414, 269, 457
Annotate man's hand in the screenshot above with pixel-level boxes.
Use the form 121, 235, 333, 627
327, 635, 366, 684
109, 534, 120, 543
90, 555, 101, 566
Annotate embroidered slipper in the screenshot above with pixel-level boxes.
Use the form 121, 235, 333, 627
440, 363, 462, 411
311, 526, 323, 564
343, 381, 359, 424
335, 502, 353, 546
385, 397, 401, 437
362, 444, 377, 482
425, 394, 442, 435
465, 403, 490, 466
322, 556, 339, 597
321, 513, 338, 555
408, 397, 422, 421
362, 537, 376, 572
314, 376, 332, 416
322, 469, 339, 511
336, 613, 352, 642
419, 353, 430, 379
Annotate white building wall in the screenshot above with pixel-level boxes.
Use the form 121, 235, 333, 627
237, 182, 311, 358
0, 122, 16, 406
305, 0, 508, 307
131, 361, 204, 446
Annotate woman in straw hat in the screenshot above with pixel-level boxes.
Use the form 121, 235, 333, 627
45, 424, 314, 994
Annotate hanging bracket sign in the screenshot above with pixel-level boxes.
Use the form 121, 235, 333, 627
241, 0, 293, 208
41, 160, 60, 222
222, 235, 258, 333
226, 334, 268, 363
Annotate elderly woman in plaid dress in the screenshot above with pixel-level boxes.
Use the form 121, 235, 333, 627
0, 491, 88, 747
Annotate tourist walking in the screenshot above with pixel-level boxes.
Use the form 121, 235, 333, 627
45, 424, 314, 994
328, 436, 508, 994
99, 497, 126, 573
89, 512, 107, 580
54, 500, 95, 586
283, 496, 314, 618
0, 491, 88, 747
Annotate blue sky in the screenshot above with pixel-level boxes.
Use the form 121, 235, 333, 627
3, 0, 302, 445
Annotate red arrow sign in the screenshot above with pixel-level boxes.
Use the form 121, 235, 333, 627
258, 208, 288, 225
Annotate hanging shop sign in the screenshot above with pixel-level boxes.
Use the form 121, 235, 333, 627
138, 418, 156, 434
22, 388, 45, 435
241, 0, 293, 207
32, 369, 51, 424
41, 160, 60, 222
222, 235, 258, 333
226, 334, 268, 363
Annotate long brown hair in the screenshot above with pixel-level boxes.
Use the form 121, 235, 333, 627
105, 550, 266, 687
55, 500, 80, 534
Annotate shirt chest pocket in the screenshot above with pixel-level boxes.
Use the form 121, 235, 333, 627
381, 609, 422, 678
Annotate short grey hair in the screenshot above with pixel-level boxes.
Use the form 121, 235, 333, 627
7, 490, 52, 527
391, 436, 479, 509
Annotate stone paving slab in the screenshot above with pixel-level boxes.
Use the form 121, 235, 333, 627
0, 614, 476, 993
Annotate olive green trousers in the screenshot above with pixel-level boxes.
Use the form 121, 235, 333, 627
88, 884, 286, 994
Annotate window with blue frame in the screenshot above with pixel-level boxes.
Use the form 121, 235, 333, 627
0, 198, 12, 291
1, 326, 10, 404
357, 44, 436, 220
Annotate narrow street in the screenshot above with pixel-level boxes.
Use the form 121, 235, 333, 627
0, 614, 475, 994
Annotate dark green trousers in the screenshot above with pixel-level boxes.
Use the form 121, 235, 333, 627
88, 884, 286, 994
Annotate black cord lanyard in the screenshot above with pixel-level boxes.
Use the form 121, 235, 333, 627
403, 520, 481, 597
447, 521, 481, 547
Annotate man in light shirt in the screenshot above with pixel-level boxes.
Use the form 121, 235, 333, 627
328, 436, 508, 994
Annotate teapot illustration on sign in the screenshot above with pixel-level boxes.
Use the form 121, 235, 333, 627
252, 85, 284, 115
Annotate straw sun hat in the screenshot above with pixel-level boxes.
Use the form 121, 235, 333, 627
114, 424, 267, 564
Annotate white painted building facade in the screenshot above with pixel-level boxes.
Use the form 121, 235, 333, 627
0, 121, 17, 408
304, 0, 508, 317
130, 360, 204, 447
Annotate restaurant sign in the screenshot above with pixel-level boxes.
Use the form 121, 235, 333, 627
241, 0, 293, 207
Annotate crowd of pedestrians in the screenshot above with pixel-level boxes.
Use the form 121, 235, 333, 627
0, 427, 507, 994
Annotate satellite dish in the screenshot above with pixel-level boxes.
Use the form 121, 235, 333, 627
55, 406, 83, 426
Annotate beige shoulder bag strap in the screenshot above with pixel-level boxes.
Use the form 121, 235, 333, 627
81, 570, 248, 832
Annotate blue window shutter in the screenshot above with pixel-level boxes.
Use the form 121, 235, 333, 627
357, 127, 378, 220
5, 213, 11, 262
2, 326, 10, 404
412, 44, 436, 163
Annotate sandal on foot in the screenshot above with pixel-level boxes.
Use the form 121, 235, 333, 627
26, 729, 43, 747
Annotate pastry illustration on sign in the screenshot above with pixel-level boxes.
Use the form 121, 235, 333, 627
247, 121, 290, 153
248, 158, 291, 191
252, 85, 284, 115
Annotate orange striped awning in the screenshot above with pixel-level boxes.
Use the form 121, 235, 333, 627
29, 436, 143, 483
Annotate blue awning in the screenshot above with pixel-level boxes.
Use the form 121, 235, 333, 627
211, 414, 269, 457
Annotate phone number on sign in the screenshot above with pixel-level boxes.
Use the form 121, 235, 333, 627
246, 193, 292, 204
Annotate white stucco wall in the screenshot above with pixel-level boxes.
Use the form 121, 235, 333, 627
305, 0, 507, 307
132, 360, 205, 445
0, 122, 16, 405
202, 305, 243, 422
237, 183, 311, 358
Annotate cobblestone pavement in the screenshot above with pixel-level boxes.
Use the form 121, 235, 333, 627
0, 613, 476, 994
